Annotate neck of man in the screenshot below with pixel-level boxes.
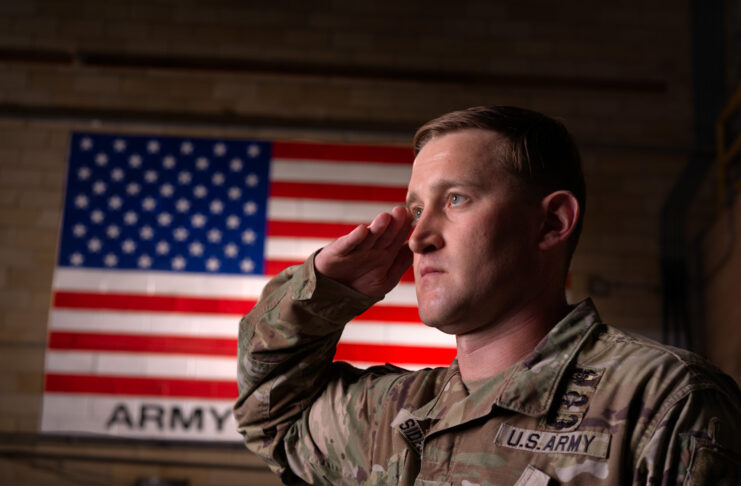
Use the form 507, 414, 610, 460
455, 289, 570, 383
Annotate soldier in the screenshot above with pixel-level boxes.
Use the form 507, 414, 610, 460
234, 106, 741, 485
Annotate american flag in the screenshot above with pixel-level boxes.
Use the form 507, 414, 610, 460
41, 132, 456, 440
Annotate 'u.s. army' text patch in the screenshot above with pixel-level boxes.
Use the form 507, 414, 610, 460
495, 424, 611, 459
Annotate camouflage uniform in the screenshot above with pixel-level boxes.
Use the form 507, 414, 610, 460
234, 258, 741, 485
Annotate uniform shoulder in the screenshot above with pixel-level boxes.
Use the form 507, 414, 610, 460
585, 323, 741, 401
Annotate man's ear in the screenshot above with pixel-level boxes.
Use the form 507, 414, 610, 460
539, 190, 580, 250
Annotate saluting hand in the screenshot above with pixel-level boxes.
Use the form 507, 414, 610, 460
314, 206, 413, 300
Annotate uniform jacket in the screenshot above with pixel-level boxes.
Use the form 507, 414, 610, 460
234, 258, 741, 485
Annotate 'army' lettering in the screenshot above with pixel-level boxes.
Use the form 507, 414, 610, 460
495, 424, 610, 459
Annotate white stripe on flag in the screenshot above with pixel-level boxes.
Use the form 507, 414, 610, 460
53, 268, 270, 298
45, 351, 237, 379
48, 310, 238, 337
271, 159, 411, 186
48, 310, 449, 347
50, 268, 418, 305
264, 236, 331, 260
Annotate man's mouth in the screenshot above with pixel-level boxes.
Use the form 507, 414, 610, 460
419, 266, 443, 278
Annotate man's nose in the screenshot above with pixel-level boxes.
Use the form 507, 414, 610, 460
408, 211, 444, 254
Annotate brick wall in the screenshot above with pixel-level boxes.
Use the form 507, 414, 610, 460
702, 194, 741, 386
0, 0, 702, 484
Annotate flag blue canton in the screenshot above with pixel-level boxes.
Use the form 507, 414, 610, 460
58, 133, 270, 275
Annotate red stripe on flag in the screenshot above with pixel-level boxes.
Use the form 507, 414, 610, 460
273, 141, 412, 164
53, 291, 257, 315
400, 267, 415, 283
270, 182, 407, 202
264, 259, 303, 275
48, 331, 236, 356
47, 332, 453, 365
360, 303, 419, 322
44, 373, 237, 399
53, 291, 420, 320
334, 342, 455, 366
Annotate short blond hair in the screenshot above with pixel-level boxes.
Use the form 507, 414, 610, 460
414, 106, 586, 259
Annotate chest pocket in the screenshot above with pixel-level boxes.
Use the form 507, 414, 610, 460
367, 449, 408, 485
514, 465, 552, 486
411, 465, 551, 486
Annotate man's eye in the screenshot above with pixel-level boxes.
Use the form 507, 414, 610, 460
449, 193, 467, 206
410, 207, 423, 219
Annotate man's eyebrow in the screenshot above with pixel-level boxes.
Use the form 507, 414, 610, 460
405, 179, 488, 206
405, 190, 420, 207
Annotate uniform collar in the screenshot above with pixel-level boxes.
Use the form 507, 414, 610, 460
413, 299, 603, 430
494, 298, 602, 416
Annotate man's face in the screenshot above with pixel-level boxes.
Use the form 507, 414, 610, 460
406, 129, 542, 335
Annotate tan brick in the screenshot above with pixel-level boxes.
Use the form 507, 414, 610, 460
0, 69, 28, 91
0, 394, 40, 414
0, 168, 47, 188
212, 81, 259, 101
0, 417, 19, 433
17, 191, 62, 209
73, 72, 122, 94
208, 468, 282, 486
57, 18, 105, 39
11, 17, 58, 36
0, 327, 48, 344
144, 22, 196, 43
28, 70, 77, 93
3, 306, 49, 327
41, 171, 65, 191
283, 29, 331, 50
35, 251, 57, 269
17, 148, 64, 169
30, 289, 52, 308
7, 228, 59, 250
104, 20, 149, 40
0, 147, 22, 164
0, 1, 36, 15
15, 372, 43, 394
0, 372, 14, 392
36, 208, 62, 229
0, 127, 53, 149
9, 267, 54, 290
0, 347, 45, 372
47, 129, 73, 149
0, 190, 18, 207
0, 208, 41, 228
120, 75, 213, 99
0, 290, 33, 309
15, 416, 39, 433
0, 248, 35, 268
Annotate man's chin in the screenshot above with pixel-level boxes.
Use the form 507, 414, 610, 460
418, 305, 461, 335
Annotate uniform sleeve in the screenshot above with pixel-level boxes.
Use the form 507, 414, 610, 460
232, 255, 398, 484
634, 378, 741, 485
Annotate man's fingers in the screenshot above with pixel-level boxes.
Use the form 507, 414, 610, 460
386, 243, 413, 285
357, 212, 391, 250
375, 206, 411, 249
331, 224, 368, 256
